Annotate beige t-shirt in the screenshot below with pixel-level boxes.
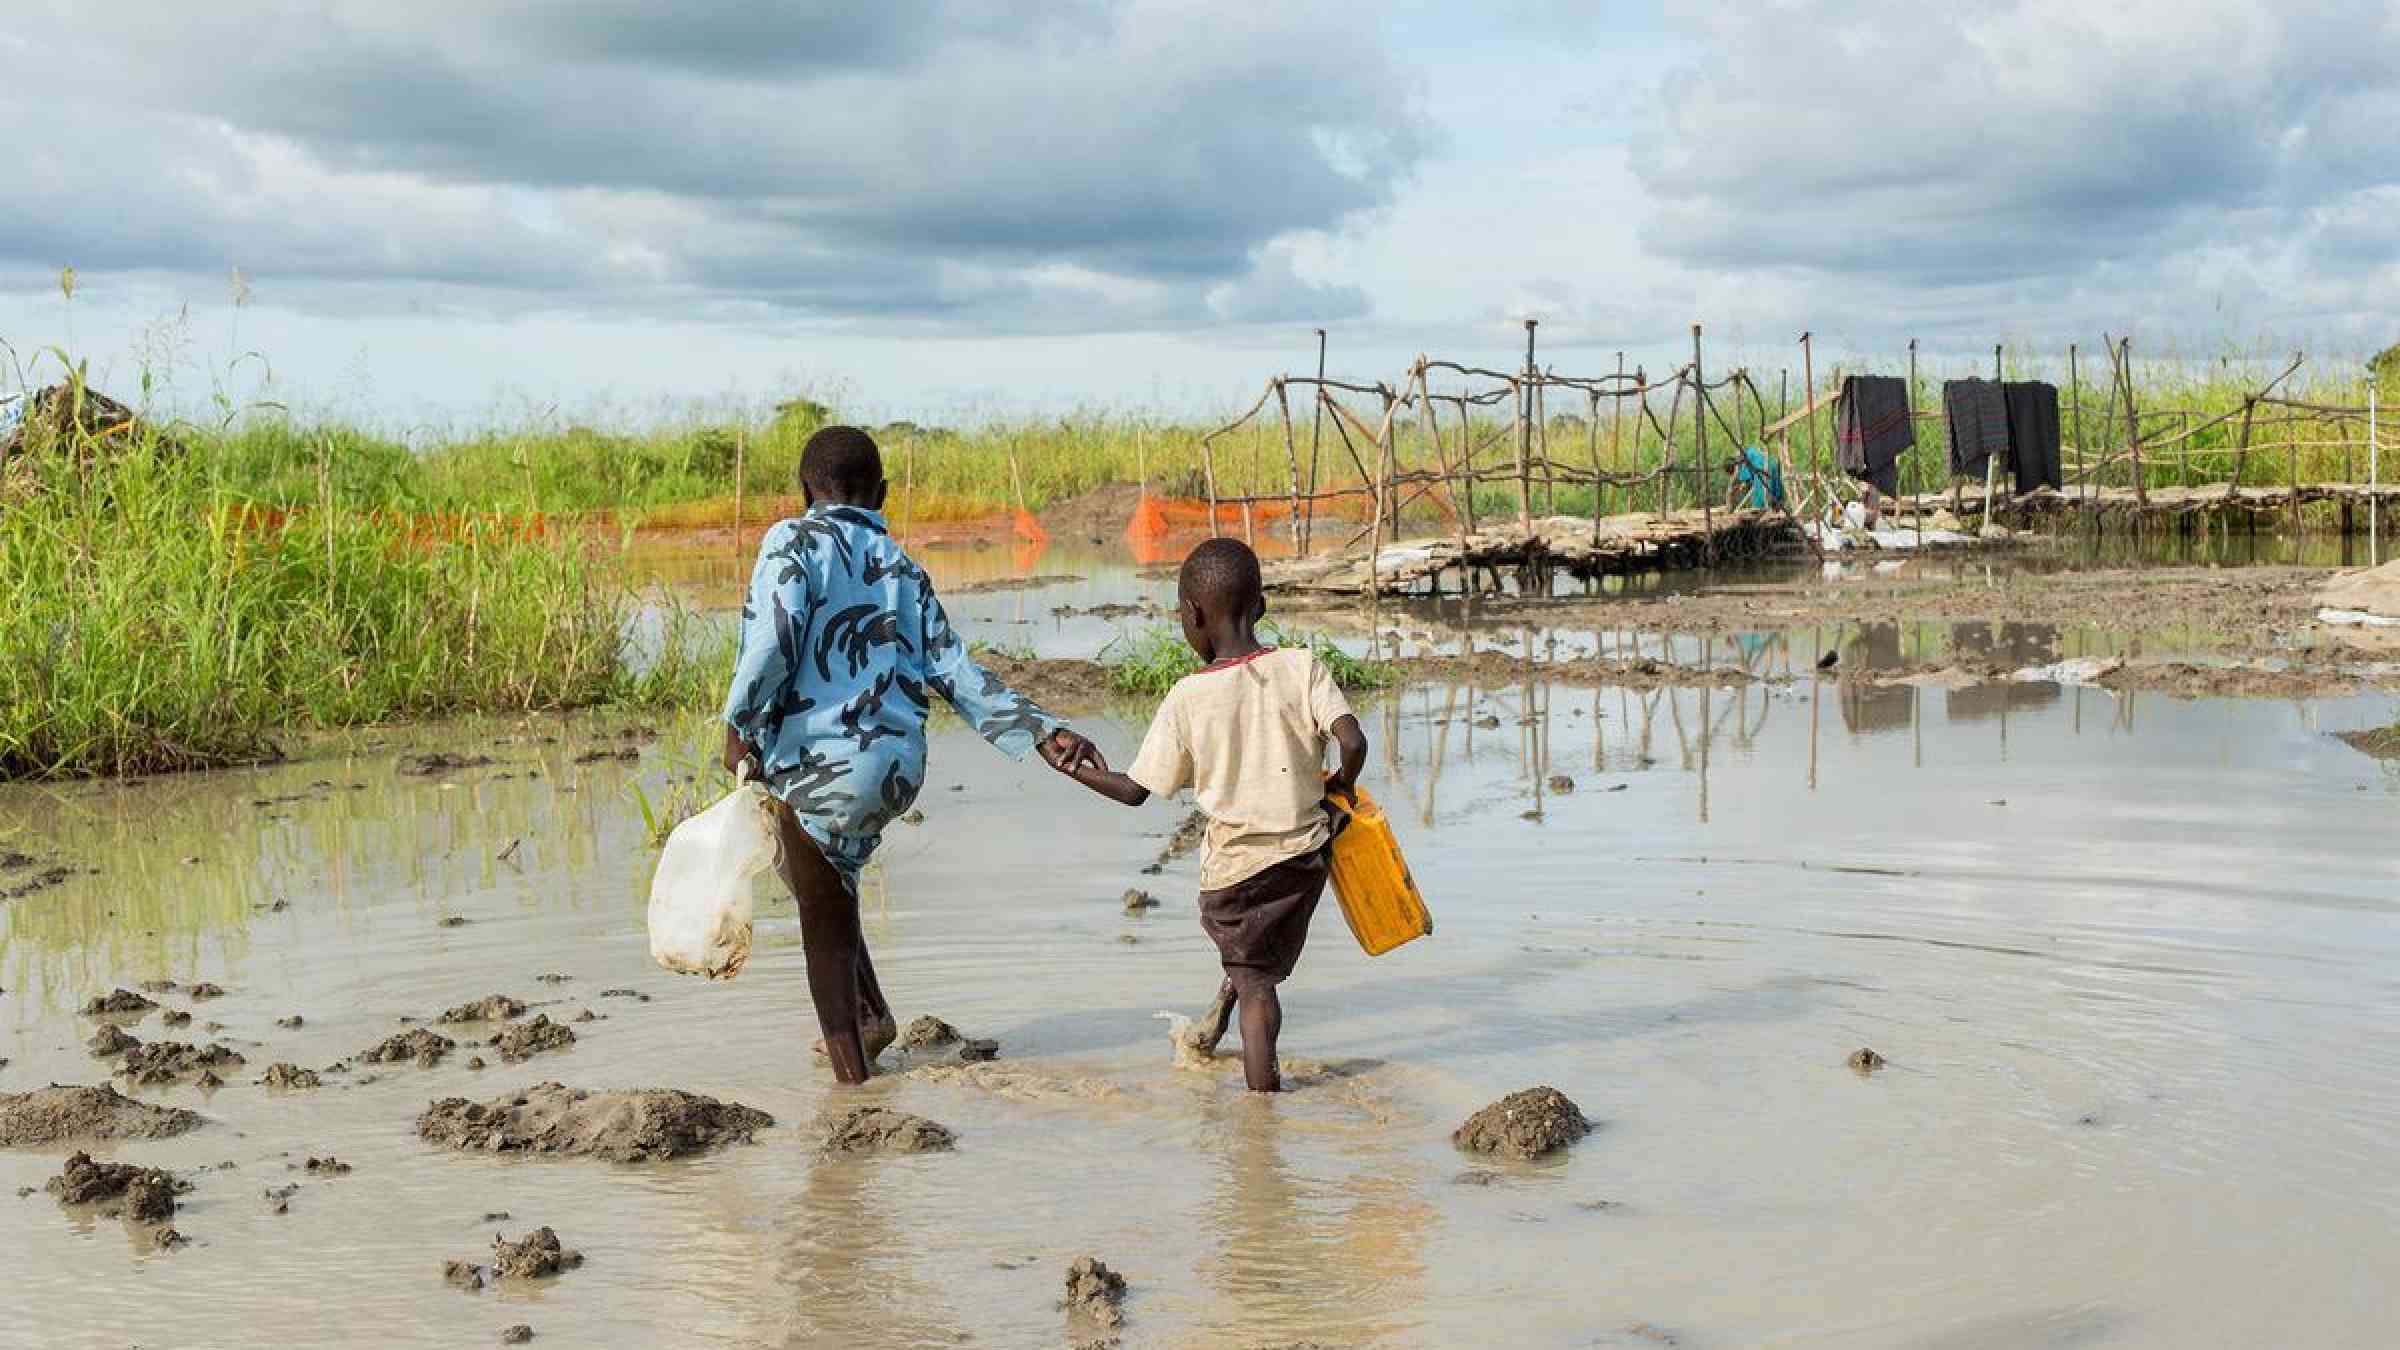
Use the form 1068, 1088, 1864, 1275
1126, 647, 1355, 891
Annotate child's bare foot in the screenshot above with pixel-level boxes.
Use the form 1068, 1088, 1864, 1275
812, 1013, 899, 1064
1186, 979, 1236, 1057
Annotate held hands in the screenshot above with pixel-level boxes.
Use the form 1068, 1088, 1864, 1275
1038, 728, 1106, 776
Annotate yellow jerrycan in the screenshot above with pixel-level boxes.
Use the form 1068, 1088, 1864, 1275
1324, 781, 1432, 956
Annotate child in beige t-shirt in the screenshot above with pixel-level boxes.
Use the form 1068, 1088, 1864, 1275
1063, 538, 1367, 1091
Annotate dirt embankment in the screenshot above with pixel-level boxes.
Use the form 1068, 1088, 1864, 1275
0, 1084, 201, 1146
416, 1083, 772, 1162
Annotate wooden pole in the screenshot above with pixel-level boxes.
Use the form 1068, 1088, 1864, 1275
1007, 439, 1031, 526
2372, 382, 2381, 566
2069, 343, 2085, 505
1381, 388, 1401, 538
1304, 329, 1327, 552
1982, 343, 2001, 527
1201, 431, 1221, 538
1413, 359, 1468, 556
1455, 394, 1478, 537
1908, 339, 1922, 547
1693, 324, 1712, 560
1242, 419, 1259, 548
732, 426, 747, 563
1274, 381, 1304, 552
2119, 336, 2146, 507
1800, 332, 1820, 509
1536, 372, 1554, 517
1516, 319, 1536, 532
1587, 388, 1604, 531
1612, 350, 1627, 519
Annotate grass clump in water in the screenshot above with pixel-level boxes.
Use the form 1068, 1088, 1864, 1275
0, 426, 725, 779
1102, 623, 1391, 699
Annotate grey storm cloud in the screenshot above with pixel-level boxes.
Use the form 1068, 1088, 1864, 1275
1630, 0, 2400, 340
1, 1, 1424, 330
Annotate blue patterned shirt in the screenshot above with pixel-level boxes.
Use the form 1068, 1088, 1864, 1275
722, 504, 1061, 886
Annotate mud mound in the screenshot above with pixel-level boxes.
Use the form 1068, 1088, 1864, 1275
399, 752, 494, 777
46, 1151, 185, 1221
1062, 1255, 1128, 1331
82, 988, 157, 1017
971, 652, 1120, 709
1452, 1086, 1591, 1160
258, 1063, 322, 1090
0, 1084, 201, 1146
87, 1024, 140, 1058
186, 983, 226, 1001
438, 995, 526, 1024
821, 1105, 956, 1155
2337, 727, 2400, 761
1, 382, 185, 463
491, 1015, 575, 1063
436, 1225, 584, 1287
897, 1016, 962, 1050
416, 1083, 772, 1163
362, 1029, 456, 1068
1157, 810, 1207, 867
1847, 1047, 1887, 1074
894, 1016, 999, 1063
119, 1041, 244, 1087
950, 573, 1086, 595
2316, 559, 2400, 619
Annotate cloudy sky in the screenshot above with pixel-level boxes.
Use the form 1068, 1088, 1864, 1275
4, 0, 2395, 429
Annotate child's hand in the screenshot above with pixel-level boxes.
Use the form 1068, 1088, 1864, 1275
1039, 728, 1106, 775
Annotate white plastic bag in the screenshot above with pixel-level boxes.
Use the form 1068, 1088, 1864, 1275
646, 767, 783, 979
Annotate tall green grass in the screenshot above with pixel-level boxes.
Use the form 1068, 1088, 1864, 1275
0, 422, 728, 779
1103, 623, 1393, 698
109, 352, 2397, 534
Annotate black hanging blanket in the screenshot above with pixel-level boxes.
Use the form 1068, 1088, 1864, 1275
1943, 378, 2010, 478
1837, 375, 1912, 495
2002, 380, 2062, 492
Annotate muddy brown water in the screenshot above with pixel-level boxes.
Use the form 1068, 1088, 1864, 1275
4, 541, 2398, 1347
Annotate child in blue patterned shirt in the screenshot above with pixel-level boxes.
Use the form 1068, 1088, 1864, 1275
721, 426, 1098, 1083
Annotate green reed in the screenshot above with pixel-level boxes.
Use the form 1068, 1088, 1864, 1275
0, 419, 729, 780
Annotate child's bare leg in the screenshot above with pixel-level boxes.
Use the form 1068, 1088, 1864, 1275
854, 947, 898, 1058
772, 810, 873, 1084
1235, 979, 1282, 1092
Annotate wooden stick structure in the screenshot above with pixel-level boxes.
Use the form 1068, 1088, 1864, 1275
1169, 331, 2392, 597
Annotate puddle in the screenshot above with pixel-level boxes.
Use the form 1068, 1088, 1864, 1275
4, 538, 2399, 1346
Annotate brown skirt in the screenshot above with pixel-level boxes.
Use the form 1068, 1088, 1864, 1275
1197, 849, 1329, 995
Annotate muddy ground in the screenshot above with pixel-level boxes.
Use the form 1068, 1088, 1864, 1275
977, 564, 2400, 706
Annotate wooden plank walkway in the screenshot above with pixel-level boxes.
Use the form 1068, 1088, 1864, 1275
1260, 509, 1804, 596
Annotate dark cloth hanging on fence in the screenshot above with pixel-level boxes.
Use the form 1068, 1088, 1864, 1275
2002, 380, 2062, 492
1943, 378, 2010, 478
1836, 375, 1912, 496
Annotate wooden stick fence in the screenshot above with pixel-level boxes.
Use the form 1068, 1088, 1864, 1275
1186, 331, 2399, 597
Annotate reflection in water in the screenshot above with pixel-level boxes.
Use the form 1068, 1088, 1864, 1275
770, 1136, 966, 1349
1194, 1093, 1432, 1348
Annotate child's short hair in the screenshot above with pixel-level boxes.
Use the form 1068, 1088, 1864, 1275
799, 425, 883, 499
1179, 537, 1263, 612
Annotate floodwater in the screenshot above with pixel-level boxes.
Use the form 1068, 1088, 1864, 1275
3, 540, 2398, 1348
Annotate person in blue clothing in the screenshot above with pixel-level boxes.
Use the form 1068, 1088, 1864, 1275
720, 425, 1099, 1084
